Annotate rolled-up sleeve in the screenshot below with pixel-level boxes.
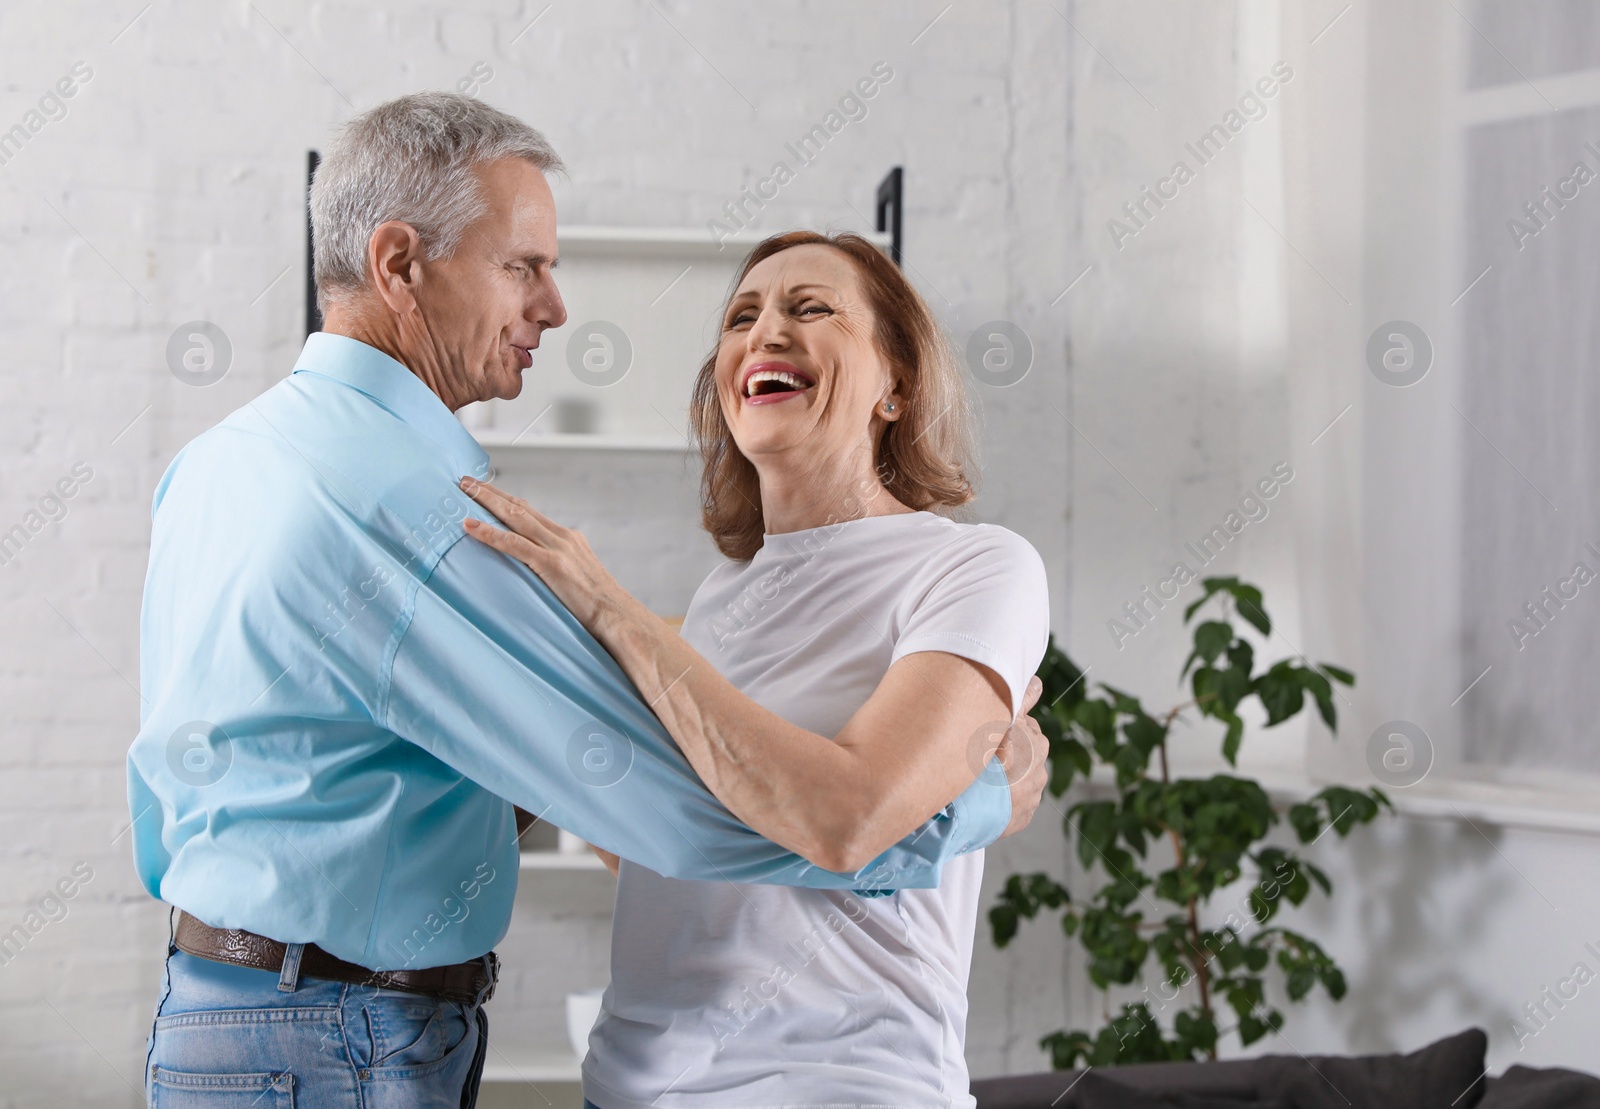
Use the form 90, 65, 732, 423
383, 534, 1000, 889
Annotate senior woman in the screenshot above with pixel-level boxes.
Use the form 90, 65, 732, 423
461, 230, 1051, 1108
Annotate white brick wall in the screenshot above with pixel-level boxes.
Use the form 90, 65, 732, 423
0, 2, 1073, 1104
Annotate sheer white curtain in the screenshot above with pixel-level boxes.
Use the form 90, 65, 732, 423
1285, 0, 1600, 803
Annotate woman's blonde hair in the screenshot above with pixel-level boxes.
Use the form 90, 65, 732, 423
690, 231, 976, 562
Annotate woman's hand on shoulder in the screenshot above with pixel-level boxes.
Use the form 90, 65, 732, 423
457, 476, 631, 635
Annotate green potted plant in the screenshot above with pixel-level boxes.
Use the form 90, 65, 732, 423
990, 576, 1390, 1065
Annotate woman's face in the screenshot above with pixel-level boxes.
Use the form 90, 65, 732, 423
714, 244, 903, 470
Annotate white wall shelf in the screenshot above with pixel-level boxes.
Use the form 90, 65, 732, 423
472, 429, 692, 452
449, 213, 899, 446
519, 849, 613, 872
558, 223, 892, 259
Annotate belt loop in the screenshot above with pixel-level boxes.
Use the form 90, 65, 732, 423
278, 943, 305, 993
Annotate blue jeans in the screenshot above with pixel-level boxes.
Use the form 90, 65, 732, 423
144, 946, 490, 1107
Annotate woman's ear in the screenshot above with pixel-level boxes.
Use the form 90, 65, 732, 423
878, 373, 909, 422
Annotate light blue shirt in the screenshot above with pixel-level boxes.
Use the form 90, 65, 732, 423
127, 333, 1010, 971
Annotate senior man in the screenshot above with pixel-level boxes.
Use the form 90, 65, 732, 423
127, 92, 1048, 1108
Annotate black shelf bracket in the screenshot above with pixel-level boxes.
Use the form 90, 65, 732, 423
875, 166, 903, 268
305, 150, 322, 339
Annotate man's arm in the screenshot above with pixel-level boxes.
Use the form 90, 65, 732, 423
455, 481, 1054, 871
383, 534, 1017, 889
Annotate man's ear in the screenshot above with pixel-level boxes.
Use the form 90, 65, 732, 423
367, 220, 424, 316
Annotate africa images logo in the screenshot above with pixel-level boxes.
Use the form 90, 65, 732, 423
0, 61, 93, 170
1107, 61, 1293, 250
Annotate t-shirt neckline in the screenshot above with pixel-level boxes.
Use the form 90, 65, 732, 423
756, 509, 940, 557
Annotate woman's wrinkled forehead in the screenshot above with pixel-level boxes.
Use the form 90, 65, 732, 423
732, 243, 863, 304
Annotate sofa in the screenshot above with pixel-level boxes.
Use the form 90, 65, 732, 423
970, 1029, 1600, 1108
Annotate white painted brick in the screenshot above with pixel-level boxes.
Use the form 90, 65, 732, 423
0, 3, 1074, 1100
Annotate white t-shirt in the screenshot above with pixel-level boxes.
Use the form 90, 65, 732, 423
582, 510, 1050, 1109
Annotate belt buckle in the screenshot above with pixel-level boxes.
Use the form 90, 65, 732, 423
476, 951, 499, 1005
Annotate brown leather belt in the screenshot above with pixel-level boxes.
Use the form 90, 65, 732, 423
174, 911, 496, 1005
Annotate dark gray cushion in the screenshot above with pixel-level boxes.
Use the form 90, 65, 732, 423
970, 1028, 1488, 1109
1479, 1065, 1600, 1109
972, 1061, 1258, 1108
1073, 1070, 1291, 1109
1247, 1027, 1487, 1109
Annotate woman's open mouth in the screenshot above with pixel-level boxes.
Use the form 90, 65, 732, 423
741, 362, 816, 405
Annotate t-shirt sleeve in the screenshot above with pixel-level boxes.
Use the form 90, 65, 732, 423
890, 525, 1051, 719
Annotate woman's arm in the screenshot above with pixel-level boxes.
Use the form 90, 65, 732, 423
459, 477, 1047, 873
606, 602, 1027, 871
590, 843, 621, 876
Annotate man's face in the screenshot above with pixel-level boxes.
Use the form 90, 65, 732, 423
408, 157, 567, 409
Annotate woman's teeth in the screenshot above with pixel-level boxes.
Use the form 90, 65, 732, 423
745, 369, 813, 397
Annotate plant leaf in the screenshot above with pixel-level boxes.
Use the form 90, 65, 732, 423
1193, 621, 1233, 666
1220, 712, 1245, 765
1319, 662, 1355, 686
1288, 802, 1320, 844
1234, 594, 1271, 636
1184, 578, 1231, 623
1254, 665, 1304, 726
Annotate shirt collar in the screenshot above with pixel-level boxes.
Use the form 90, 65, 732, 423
290, 332, 491, 481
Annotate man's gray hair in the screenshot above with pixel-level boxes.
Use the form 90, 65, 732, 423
310, 91, 563, 309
